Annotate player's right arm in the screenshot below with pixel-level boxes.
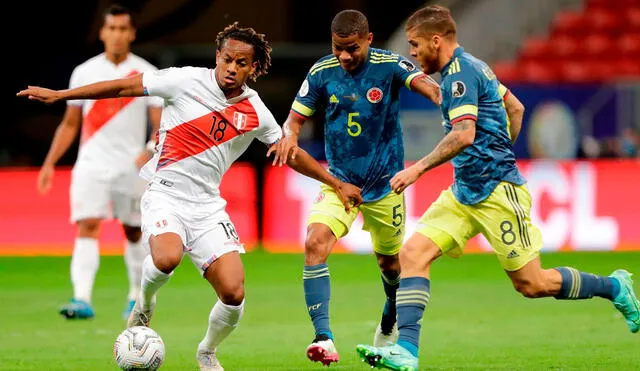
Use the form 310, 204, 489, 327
37, 105, 82, 195
285, 148, 363, 211
272, 65, 323, 166
17, 74, 146, 103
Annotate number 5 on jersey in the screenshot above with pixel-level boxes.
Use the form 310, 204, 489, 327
347, 112, 361, 137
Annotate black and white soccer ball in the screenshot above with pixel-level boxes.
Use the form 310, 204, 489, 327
113, 326, 165, 370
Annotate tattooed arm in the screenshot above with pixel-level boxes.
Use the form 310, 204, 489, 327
390, 120, 476, 193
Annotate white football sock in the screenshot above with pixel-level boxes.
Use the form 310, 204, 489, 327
71, 237, 100, 303
199, 299, 244, 352
140, 255, 171, 310
124, 239, 148, 301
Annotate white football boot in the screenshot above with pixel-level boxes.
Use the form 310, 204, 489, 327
196, 348, 224, 371
373, 322, 399, 347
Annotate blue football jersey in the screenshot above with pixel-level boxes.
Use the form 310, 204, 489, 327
440, 47, 526, 205
292, 48, 424, 202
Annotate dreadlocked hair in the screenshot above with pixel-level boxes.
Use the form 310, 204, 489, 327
216, 22, 272, 82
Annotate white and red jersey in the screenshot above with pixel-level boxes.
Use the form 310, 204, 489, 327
139, 67, 282, 205
68, 53, 164, 173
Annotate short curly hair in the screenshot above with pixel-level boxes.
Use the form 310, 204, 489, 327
216, 22, 272, 82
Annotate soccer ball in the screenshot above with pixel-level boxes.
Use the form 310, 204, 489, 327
113, 326, 165, 370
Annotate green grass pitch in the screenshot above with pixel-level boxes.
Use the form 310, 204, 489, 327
0, 251, 638, 370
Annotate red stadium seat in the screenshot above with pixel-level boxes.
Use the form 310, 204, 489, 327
518, 37, 552, 62
588, 0, 640, 8
614, 59, 640, 78
627, 7, 640, 31
520, 61, 557, 84
559, 61, 595, 83
551, 11, 586, 36
491, 61, 520, 83
548, 34, 580, 59
585, 8, 620, 34
618, 33, 640, 58
581, 33, 614, 59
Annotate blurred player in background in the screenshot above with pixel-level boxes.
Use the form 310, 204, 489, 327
356, 6, 640, 370
19, 22, 361, 371
269, 9, 441, 366
36, 3, 163, 320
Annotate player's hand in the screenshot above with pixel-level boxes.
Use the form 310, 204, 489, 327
17, 86, 63, 104
267, 134, 299, 166
37, 164, 54, 195
335, 181, 363, 213
135, 150, 154, 169
390, 164, 422, 194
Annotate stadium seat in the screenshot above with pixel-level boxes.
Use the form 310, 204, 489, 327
585, 8, 620, 34
518, 37, 552, 62
491, 61, 520, 83
581, 33, 614, 59
551, 11, 586, 36
548, 34, 580, 59
618, 33, 640, 59
627, 7, 640, 31
520, 61, 557, 84
614, 59, 640, 79
559, 61, 595, 83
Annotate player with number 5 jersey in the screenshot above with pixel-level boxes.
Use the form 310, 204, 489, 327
268, 9, 441, 367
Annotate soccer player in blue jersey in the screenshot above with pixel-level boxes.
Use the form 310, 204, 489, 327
268, 9, 441, 367
356, 5, 640, 371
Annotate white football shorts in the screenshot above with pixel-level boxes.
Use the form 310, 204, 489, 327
140, 189, 245, 275
70, 164, 145, 226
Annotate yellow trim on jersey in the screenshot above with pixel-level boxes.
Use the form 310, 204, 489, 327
311, 58, 339, 71
447, 58, 461, 75
370, 59, 398, 64
405, 71, 423, 89
449, 104, 478, 120
498, 83, 508, 98
370, 55, 398, 61
501, 96, 512, 140
292, 100, 315, 117
371, 52, 398, 58
310, 62, 340, 75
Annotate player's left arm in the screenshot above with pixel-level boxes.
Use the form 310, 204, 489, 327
394, 56, 441, 105
411, 75, 442, 105
501, 85, 525, 144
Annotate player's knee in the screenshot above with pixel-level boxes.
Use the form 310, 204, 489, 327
513, 281, 547, 298
304, 232, 332, 264
77, 219, 101, 237
377, 254, 400, 273
218, 281, 245, 306
151, 253, 181, 274
122, 225, 142, 243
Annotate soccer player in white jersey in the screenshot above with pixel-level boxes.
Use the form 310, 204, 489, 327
35, 4, 163, 320
19, 22, 362, 371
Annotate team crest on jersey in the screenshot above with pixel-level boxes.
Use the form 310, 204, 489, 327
314, 192, 325, 203
398, 60, 416, 72
233, 111, 248, 130
452, 81, 466, 98
299, 79, 309, 97
155, 219, 168, 228
367, 87, 383, 103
